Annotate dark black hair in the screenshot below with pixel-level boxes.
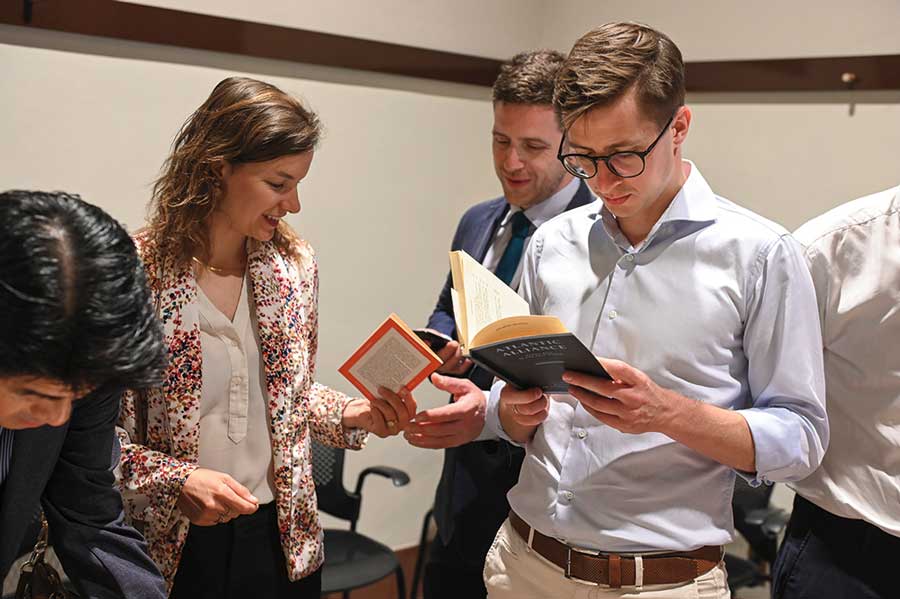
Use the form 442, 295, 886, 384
0, 190, 166, 393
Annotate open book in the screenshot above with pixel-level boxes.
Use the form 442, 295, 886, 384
450, 250, 610, 392
339, 314, 442, 402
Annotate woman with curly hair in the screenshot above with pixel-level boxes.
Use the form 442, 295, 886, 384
116, 76, 414, 598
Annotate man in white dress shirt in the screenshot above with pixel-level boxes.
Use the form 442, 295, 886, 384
771, 184, 900, 599
480, 22, 830, 598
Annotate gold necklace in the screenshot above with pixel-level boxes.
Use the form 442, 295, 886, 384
191, 256, 246, 276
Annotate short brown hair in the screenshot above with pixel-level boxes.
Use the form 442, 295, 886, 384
148, 76, 322, 270
493, 49, 566, 106
554, 22, 684, 128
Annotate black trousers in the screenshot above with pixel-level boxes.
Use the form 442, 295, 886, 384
772, 494, 899, 599
423, 493, 512, 599
170, 502, 322, 599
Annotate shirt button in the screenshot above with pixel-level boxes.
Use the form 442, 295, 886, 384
625, 254, 634, 262
576, 430, 587, 439
608, 310, 618, 320
563, 491, 575, 501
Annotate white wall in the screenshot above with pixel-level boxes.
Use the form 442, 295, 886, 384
539, 0, 900, 60
132, 0, 547, 59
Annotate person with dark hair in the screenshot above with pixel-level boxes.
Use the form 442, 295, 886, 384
477, 23, 828, 598
0, 190, 168, 598
115, 76, 415, 598
402, 50, 595, 599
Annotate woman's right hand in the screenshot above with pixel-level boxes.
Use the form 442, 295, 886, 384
176, 468, 260, 526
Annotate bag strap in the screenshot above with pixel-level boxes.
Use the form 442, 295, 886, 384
21, 513, 50, 572
15, 513, 74, 599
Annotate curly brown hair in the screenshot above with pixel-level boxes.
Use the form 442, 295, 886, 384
146, 76, 322, 272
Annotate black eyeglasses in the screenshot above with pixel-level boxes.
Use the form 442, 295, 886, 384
557, 111, 677, 179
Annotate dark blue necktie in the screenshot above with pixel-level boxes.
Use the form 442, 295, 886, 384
494, 211, 533, 286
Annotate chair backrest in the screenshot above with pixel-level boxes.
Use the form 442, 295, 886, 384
732, 476, 773, 515
310, 440, 361, 525
731, 476, 779, 563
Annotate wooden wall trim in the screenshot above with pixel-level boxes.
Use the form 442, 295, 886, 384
2, 0, 899, 92
1, 0, 502, 86
686, 54, 900, 92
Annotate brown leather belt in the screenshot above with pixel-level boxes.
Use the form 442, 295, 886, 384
509, 511, 722, 588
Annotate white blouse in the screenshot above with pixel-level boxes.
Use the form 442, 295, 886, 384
196, 276, 276, 504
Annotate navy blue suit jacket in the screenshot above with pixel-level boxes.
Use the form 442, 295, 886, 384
426, 180, 594, 548
0, 389, 166, 598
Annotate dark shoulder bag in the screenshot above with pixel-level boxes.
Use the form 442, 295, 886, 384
14, 515, 76, 599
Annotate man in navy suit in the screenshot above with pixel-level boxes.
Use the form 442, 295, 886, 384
0, 190, 168, 598
404, 50, 595, 599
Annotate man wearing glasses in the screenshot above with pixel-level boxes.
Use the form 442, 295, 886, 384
480, 23, 829, 598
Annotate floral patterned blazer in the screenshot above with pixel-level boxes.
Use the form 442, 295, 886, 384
116, 230, 366, 592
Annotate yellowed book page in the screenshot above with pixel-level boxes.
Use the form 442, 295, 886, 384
451, 250, 529, 346
450, 288, 466, 347
346, 328, 433, 395
471, 315, 568, 348
449, 252, 468, 346
391, 313, 440, 361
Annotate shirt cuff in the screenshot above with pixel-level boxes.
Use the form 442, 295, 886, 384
738, 407, 814, 486
473, 388, 499, 442
484, 379, 525, 447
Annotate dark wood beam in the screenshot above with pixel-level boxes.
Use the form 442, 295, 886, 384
686, 54, 900, 92
1, 0, 503, 86
2, 0, 899, 92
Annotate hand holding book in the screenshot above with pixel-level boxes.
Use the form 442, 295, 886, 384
449, 250, 612, 393
339, 314, 441, 433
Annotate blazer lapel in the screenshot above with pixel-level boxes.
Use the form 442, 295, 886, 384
247, 243, 301, 446
566, 180, 596, 211
472, 201, 509, 262
0, 426, 64, 567
156, 263, 203, 462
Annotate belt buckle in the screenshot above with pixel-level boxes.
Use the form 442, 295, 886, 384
564, 546, 573, 579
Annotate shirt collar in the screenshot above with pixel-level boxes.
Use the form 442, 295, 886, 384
599, 160, 718, 251
502, 177, 580, 229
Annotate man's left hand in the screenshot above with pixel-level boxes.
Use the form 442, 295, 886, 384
564, 358, 684, 434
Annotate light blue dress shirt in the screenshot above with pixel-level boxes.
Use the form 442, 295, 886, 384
485, 162, 829, 553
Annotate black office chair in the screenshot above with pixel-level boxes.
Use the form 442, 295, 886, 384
408, 508, 433, 599
310, 440, 410, 599
724, 476, 790, 592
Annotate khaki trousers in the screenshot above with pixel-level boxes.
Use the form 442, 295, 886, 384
484, 519, 731, 599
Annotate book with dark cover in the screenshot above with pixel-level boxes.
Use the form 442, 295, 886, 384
469, 332, 611, 393
448, 249, 611, 393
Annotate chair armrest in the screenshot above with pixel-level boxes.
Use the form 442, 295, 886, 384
745, 508, 789, 538
353, 466, 410, 496
761, 509, 790, 538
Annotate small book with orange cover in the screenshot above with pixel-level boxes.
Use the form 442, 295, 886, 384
339, 313, 442, 401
